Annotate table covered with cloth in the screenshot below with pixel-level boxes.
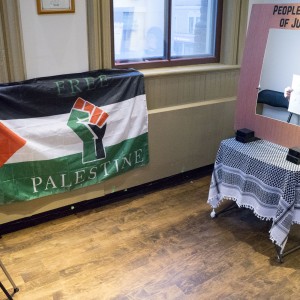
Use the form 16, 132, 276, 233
208, 138, 300, 248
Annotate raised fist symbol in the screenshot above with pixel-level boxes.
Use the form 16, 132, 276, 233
67, 97, 109, 163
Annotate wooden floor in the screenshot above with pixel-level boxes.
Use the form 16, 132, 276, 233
2, 174, 300, 300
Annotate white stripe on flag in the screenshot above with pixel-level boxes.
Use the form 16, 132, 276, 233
3, 95, 148, 164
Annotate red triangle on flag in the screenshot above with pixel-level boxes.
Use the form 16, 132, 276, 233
0, 122, 26, 167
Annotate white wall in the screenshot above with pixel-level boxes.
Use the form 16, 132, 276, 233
19, 0, 88, 79
259, 29, 300, 92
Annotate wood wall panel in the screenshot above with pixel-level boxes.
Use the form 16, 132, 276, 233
145, 68, 240, 110
0, 49, 9, 82
0, 0, 25, 82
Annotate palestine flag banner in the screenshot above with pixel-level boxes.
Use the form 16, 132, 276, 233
0, 69, 149, 204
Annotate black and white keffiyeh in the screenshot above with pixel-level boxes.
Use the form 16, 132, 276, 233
208, 138, 300, 247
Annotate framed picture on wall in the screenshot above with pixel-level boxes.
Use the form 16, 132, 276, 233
36, 0, 75, 14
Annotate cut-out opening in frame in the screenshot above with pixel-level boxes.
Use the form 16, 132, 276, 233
36, 0, 75, 14
256, 28, 300, 126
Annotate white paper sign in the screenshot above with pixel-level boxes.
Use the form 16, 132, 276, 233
288, 74, 300, 115
41, 0, 71, 10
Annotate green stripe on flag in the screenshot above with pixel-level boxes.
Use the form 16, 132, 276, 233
0, 133, 149, 204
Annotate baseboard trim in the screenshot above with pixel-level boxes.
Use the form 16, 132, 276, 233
0, 165, 213, 236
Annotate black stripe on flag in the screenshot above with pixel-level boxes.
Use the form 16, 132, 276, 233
0, 69, 145, 120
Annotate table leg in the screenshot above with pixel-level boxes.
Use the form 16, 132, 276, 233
210, 202, 238, 218
274, 238, 300, 263
274, 242, 285, 263
0, 260, 19, 297
0, 281, 13, 300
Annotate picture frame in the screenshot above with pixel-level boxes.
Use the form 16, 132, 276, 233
235, 3, 300, 148
36, 0, 75, 14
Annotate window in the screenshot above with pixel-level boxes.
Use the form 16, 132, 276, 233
112, 0, 223, 69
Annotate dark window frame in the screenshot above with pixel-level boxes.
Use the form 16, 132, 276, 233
110, 0, 223, 69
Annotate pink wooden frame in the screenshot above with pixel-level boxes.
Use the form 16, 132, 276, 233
235, 3, 300, 148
